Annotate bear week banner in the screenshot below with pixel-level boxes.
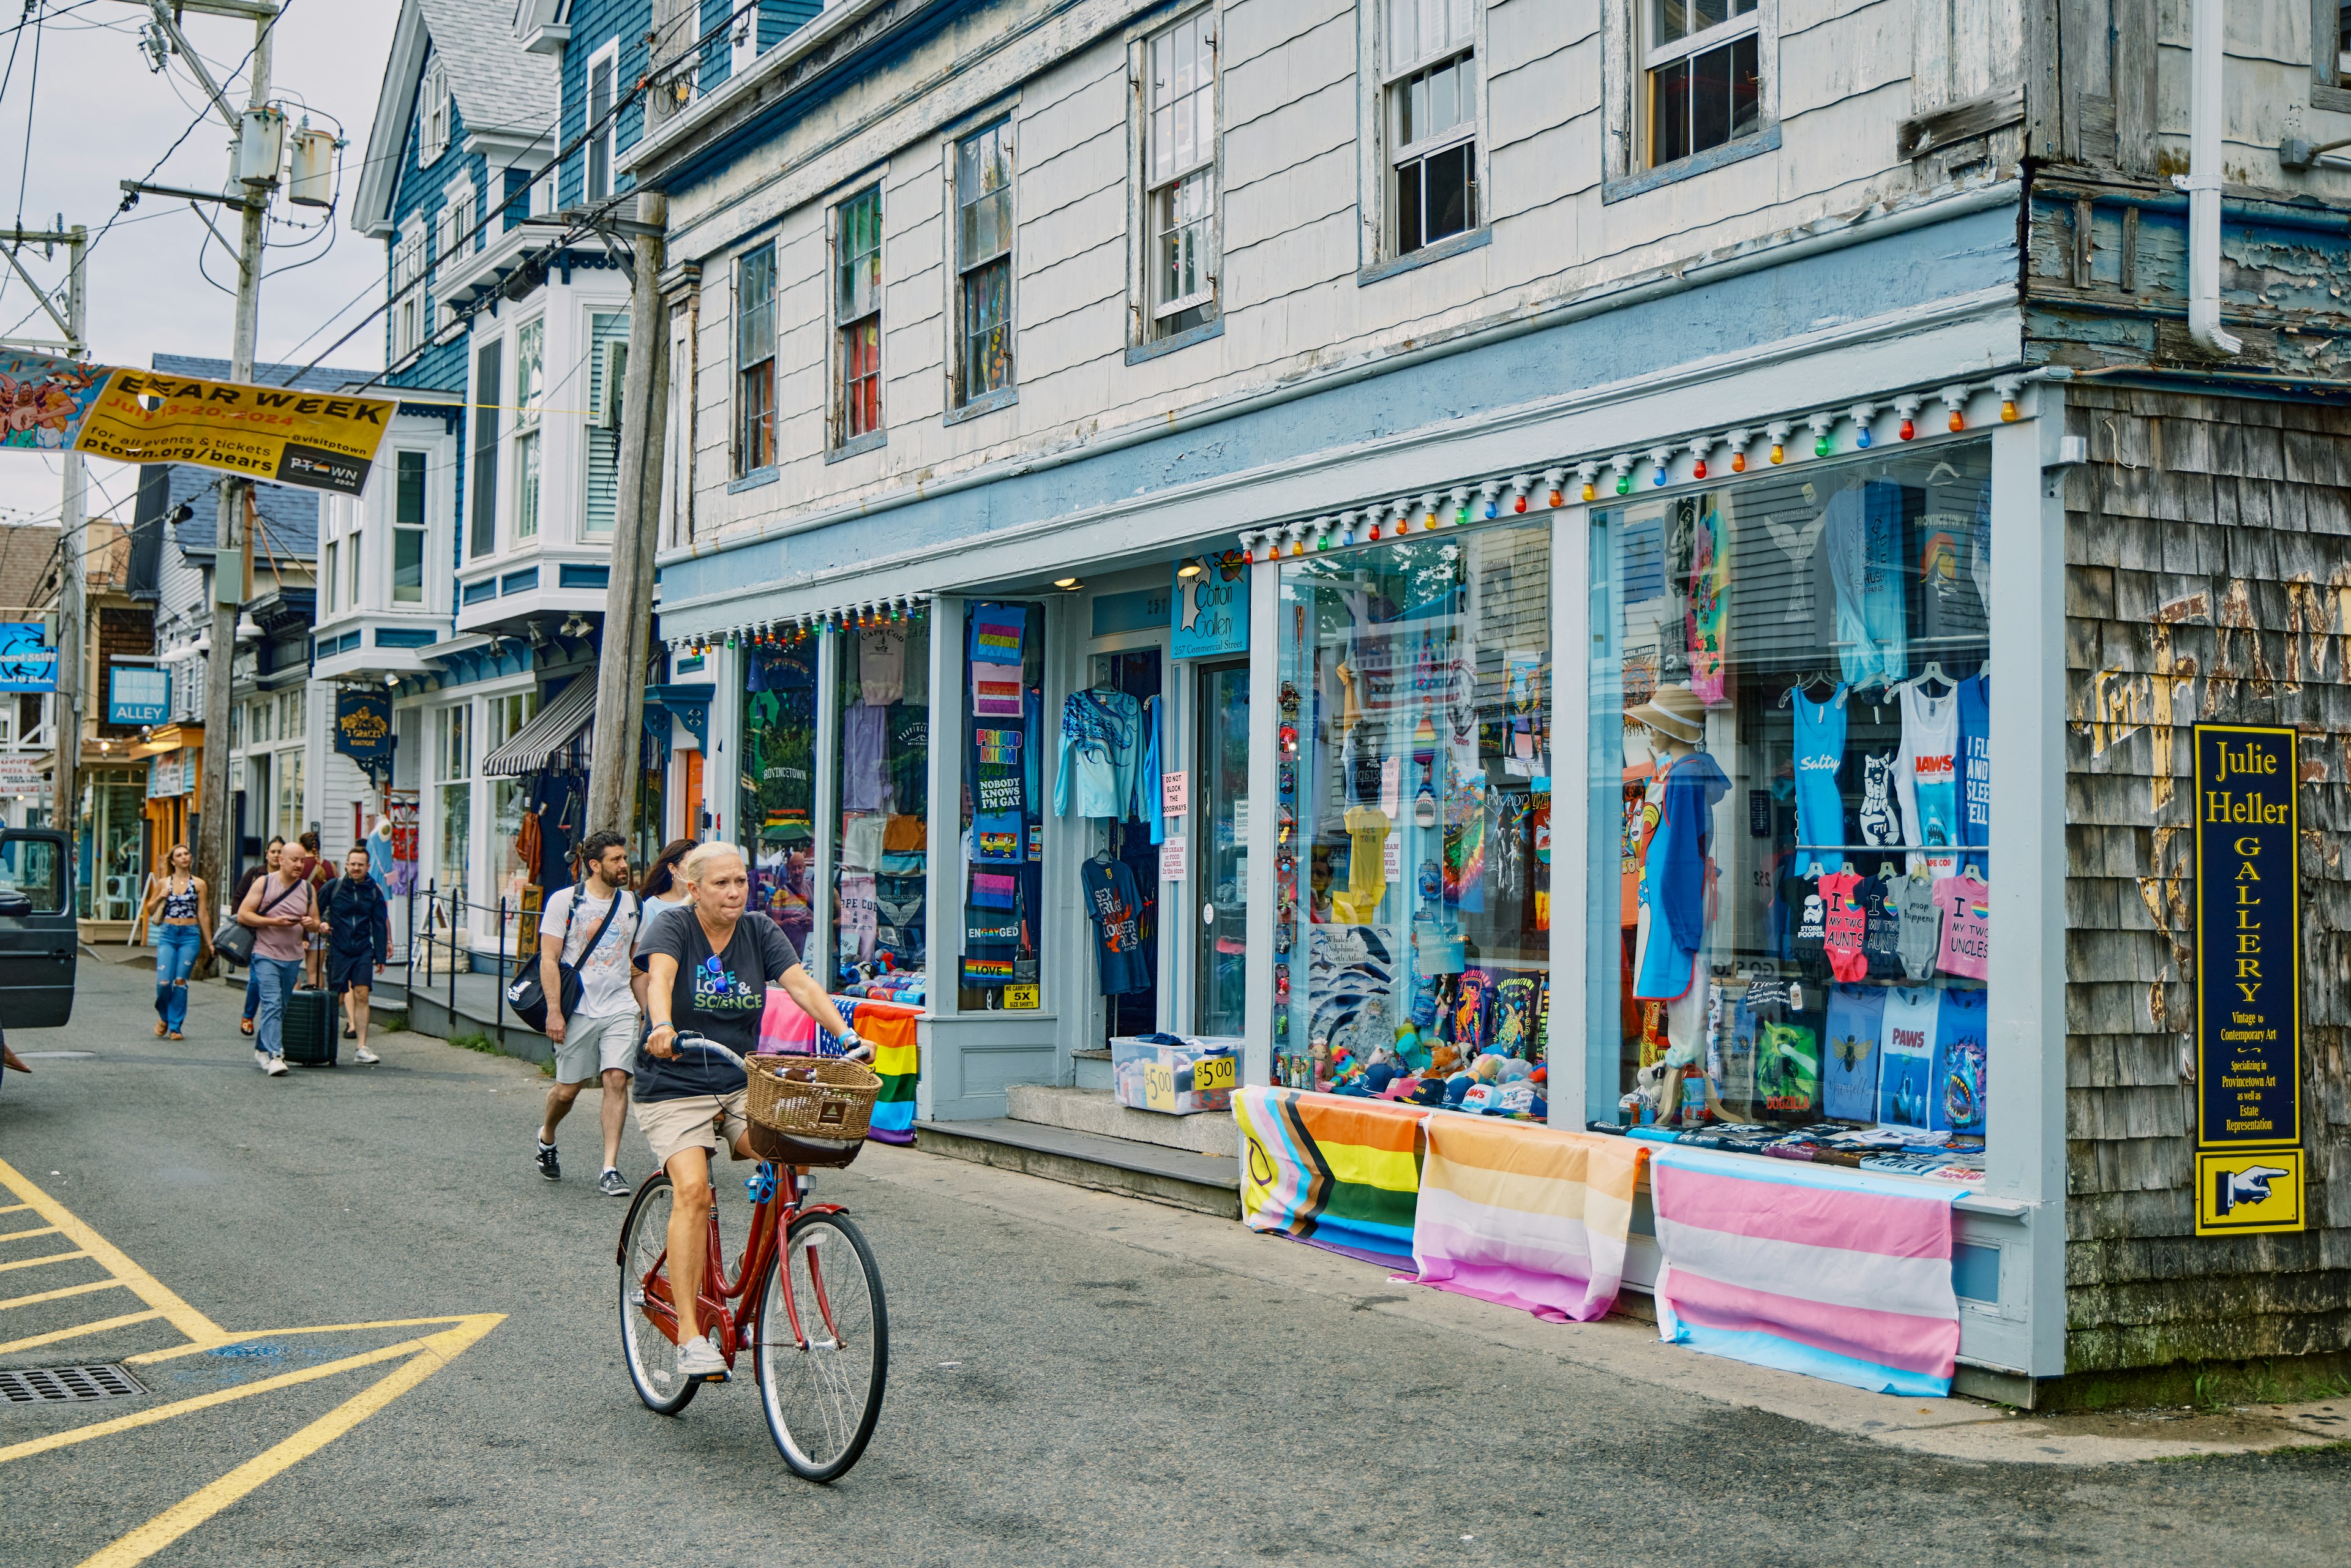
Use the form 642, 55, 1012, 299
72, 366, 394, 495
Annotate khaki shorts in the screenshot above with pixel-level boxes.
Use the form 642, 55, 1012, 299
637, 1090, 751, 1169
552, 1010, 637, 1085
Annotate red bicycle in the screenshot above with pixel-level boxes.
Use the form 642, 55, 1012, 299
617, 1040, 889, 1481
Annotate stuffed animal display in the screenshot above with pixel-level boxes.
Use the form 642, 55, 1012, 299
1307, 968, 1548, 1120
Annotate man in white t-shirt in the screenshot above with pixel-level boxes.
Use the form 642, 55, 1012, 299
535, 832, 642, 1196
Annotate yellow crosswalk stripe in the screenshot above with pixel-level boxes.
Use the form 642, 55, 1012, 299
0, 1155, 225, 1346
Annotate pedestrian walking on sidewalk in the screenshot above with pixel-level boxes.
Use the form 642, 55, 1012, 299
295, 831, 331, 989
536, 831, 643, 1196
323, 846, 391, 1065
238, 855, 319, 1076
138, 844, 213, 1041
231, 838, 285, 1037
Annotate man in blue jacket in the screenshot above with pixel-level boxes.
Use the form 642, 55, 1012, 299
324, 845, 391, 1065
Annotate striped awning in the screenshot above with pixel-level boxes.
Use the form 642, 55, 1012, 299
481, 676, 598, 777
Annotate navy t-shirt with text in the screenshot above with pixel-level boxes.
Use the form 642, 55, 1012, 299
632, 912, 800, 1102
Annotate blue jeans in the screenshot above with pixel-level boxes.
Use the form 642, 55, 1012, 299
154, 925, 201, 1032
243, 964, 263, 1021
251, 956, 302, 1060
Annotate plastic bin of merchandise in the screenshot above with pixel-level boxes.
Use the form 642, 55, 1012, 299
1111, 1035, 1243, 1115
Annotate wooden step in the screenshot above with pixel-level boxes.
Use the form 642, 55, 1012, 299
913, 1117, 1239, 1218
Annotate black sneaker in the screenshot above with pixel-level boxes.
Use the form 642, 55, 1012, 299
598, 1168, 629, 1198
535, 1140, 560, 1181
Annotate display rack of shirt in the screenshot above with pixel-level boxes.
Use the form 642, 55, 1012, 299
1932, 985, 1989, 1135
1893, 867, 1943, 980
859, 627, 907, 705
1791, 683, 1847, 872
1930, 867, 1990, 980
1895, 675, 1961, 877
842, 700, 889, 812
1823, 983, 1886, 1122
1055, 687, 1146, 820
1082, 853, 1149, 996
1818, 868, 1867, 982
1877, 986, 1939, 1129
1824, 479, 1907, 686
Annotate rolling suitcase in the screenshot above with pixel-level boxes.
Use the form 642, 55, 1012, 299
281, 986, 339, 1067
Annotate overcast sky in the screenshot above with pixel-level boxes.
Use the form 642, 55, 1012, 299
0, 0, 397, 529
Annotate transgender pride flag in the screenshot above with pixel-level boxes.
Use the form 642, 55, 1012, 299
1648, 1144, 1967, 1397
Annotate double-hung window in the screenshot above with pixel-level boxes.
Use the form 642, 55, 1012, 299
512, 318, 545, 541
391, 225, 426, 360
1644, 2, 1761, 168
324, 539, 339, 615
1145, 11, 1217, 335
394, 450, 428, 603
734, 243, 776, 473
834, 187, 883, 447
347, 522, 362, 608
470, 339, 501, 558
443, 181, 475, 267
954, 121, 1014, 404
1386, 0, 1479, 258
587, 47, 616, 203
421, 57, 449, 163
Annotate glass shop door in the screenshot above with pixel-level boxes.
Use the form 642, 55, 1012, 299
1192, 658, 1250, 1037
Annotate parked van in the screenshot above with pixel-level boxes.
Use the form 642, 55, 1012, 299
0, 829, 75, 1029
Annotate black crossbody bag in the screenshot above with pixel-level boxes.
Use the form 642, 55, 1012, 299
506, 888, 630, 1032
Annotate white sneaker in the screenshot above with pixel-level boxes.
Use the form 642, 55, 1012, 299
353, 1046, 380, 1065
263, 1056, 288, 1077
254, 1048, 269, 1071
675, 1336, 729, 1382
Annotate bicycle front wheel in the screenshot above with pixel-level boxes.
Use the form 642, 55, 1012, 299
757, 1209, 888, 1481
618, 1174, 699, 1416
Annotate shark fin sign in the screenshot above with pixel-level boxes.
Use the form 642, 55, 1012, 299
72, 368, 394, 495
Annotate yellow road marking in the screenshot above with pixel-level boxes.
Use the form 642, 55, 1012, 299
0, 1309, 165, 1357
0, 1249, 89, 1273
0, 1339, 431, 1465
73, 1315, 503, 1568
0, 1278, 129, 1311
129, 1316, 490, 1364
0, 1223, 62, 1243
0, 1201, 33, 1214
0, 1155, 226, 1346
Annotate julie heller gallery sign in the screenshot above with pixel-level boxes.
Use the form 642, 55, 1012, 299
2191, 724, 2306, 1236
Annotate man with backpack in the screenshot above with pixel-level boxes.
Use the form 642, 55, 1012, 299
323, 845, 391, 1065
533, 831, 641, 1195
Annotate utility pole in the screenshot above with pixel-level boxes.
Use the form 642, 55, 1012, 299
584, 193, 672, 842
0, 220, 88, 849
178, 0, 278, 963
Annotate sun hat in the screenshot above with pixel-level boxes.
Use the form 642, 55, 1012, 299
1626, 683, 1707, 745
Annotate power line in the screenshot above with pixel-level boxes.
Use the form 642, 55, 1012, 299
13, 0, 43, 231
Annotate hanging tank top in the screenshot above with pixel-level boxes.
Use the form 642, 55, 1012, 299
1791, 684, 1847, 873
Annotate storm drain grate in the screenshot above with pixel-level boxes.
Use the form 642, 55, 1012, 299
0, 1364, 148, 1404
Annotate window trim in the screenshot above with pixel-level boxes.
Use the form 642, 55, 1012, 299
391, 448, 429, 606
830, 184, 885, 452
1358, 0, 1491, 274
1133, 7, 1222, 339
732, 240, 777, 476
510, 314, 546, 543
949, 118, 1017, 410
420, 56, 449, 165
2314, 1, 2351, 111
585, 39, 620, 204
1603, 0, 1779, 190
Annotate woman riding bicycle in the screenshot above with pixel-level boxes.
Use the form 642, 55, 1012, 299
636, 841, 861, 1383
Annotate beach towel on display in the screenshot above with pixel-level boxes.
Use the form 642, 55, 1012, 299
1648, 1144, 1967, 1397
1409, 1117, 1646, 1322
838, 997, 921, 1142
1235, 1087, 1422, 1271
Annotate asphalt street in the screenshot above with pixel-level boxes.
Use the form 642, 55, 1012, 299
1, 956, 2345, 1567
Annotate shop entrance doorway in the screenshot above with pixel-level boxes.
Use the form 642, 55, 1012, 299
1088, 648, 1163, 1042
1191, 658, 1248, 1037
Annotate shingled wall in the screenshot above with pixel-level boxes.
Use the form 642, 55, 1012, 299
2063, 381, 2351, 1377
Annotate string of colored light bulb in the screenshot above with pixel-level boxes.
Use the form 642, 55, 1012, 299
1234, 373, 2032, 561
671, 594, 929, 655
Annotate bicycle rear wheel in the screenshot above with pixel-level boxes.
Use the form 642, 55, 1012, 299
618, 1174, 699, 1416
757, 1209, 888, 1481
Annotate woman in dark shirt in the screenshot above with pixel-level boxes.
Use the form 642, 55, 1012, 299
637, 842, 861, 1382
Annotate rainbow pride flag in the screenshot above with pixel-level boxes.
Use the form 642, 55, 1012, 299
1648, 1144, 1967, 1397
1235, 1088, 1422, 1270
1411, 1117, 1646, 1323
835, 997, 920, 1144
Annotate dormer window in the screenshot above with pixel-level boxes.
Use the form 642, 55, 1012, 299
421, 56, 450, 164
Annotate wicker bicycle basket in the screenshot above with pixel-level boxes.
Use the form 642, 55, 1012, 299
744, 1053, 882, 1150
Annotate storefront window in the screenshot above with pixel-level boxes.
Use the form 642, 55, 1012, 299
1274, 522, 1553, 1106
486, 692, 539, 921
1589, 441, 1992, 1160
79, 769, 148, 921
958, 602, 1044, 1010
740, 639, 819, 959
835, 615, 930, 996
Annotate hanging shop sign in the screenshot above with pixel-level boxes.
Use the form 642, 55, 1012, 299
334, 688, 396, 779
106, 665, 169, 725
0, 622, 56, 691
0, 352, 110, 452
73, 367, 394, 495
2192, 723, 2306, 1236
1172, 555, 1247, 659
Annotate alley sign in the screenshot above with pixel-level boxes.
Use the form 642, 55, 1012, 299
73, 368, 394, 496
107, 665, 169, 726
2192, 723, 2304, 1236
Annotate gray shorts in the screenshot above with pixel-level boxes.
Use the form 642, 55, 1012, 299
553, 1010, 638, 1084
